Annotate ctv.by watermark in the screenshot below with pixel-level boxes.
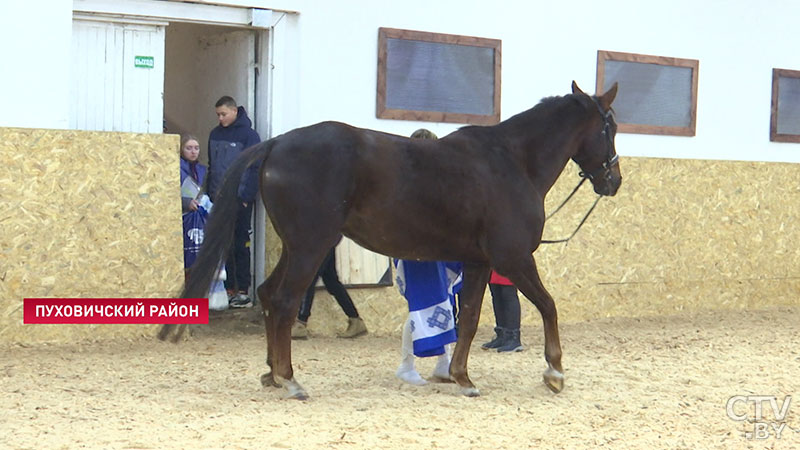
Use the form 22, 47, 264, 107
726, 395, 796, 440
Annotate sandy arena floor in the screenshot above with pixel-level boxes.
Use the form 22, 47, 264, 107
2, 306, 799, 450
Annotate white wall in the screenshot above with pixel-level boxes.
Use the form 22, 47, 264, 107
3, 0, 800, 162
0, 2, 72, 129
266, 0, 800, 163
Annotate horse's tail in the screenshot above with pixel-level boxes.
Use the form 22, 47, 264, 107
158, 140, 274, 342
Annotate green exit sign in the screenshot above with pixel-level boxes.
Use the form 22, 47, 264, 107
134, 56, 154, 69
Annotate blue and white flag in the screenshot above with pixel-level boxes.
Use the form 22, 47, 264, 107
394, 259, 463, 357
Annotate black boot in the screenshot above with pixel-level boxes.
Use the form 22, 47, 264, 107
496, 328, 524, 353
481, 327, 506, 350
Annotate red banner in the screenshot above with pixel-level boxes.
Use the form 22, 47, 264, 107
23, 298, 209, 324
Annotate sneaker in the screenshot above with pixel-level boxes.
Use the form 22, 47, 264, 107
496, 328, 524, 353
291, 320, 309, 340
481, 327, 506, 350
337, 317, 367, 339
396, 367, 427, 386
229, 293, 253, 309
430, 354, 452, 382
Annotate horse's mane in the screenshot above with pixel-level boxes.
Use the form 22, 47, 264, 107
454, 94, 591, 136
510, 94, 591, 123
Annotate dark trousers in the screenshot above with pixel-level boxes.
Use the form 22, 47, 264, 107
489, 283, 520, 329
297, 248, 359, 322
224, 202, 253, 293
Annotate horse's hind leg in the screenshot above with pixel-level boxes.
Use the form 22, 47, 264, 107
504, 256, 564, 393
269, 244, 333, 400
450, 264, 491, 397
259, 247, 288, 389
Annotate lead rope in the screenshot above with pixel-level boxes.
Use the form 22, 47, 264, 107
545, 177, 587, 220
540, 195, 602, 244
540, 177, 602, 245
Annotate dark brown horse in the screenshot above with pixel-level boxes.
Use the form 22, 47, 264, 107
162, 81, 621, 399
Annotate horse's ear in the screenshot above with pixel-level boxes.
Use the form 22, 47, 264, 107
599, 82, 619, 110
571, 80, 585, 95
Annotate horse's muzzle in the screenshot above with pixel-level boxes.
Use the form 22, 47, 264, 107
592, 168, 621, 196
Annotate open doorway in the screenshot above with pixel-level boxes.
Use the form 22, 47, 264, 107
164, 21, 270, 297
164, 22, 263, 163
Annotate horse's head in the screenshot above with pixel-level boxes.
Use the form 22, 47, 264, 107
570, 81, 622, 196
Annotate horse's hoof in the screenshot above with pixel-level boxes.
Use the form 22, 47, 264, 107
284, 387, 309, 401
543, 367, 565, 393
280, 377, 309, 400
461, 386, 481, 397
260, 372, 280, 388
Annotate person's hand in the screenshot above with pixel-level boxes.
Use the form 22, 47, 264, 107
189, 199, 199, 211
242, 202, 248, 208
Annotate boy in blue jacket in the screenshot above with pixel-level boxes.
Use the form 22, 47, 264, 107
208, 96, 261, 308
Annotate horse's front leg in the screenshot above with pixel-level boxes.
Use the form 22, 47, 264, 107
505, 256, 564, 393
450, 264, 491, 397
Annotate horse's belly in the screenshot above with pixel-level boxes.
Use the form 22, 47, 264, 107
341, 211, 482, 262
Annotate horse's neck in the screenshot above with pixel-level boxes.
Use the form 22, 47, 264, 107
528, 139, 577, 196
504, 104, 585, 195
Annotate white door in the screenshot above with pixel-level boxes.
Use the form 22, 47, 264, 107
70, 19, 165, 133
336, 238, 392, 287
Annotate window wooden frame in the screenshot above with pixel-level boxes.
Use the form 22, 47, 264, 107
596, 50, 699, 136
770, 68, 800, 143
377, 27, 501, 125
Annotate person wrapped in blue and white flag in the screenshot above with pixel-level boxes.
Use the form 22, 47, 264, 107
392, 128, 465, 386
393, 258, 463, 385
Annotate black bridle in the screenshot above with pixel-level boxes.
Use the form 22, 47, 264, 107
578, 102, 619, 183
541, 100, 618, 245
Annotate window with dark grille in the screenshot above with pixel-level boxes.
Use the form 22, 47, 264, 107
377, 27, 501, 125
770, 68, 800, 143
596, 50, 699, 136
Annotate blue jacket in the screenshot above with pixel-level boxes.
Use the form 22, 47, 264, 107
180, 158, 207, 213
207, 106, 261, 203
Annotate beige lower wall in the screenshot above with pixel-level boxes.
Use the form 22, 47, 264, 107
2, 129, 797, 344
271, 156, 800, 336
0, 128, 183, 344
